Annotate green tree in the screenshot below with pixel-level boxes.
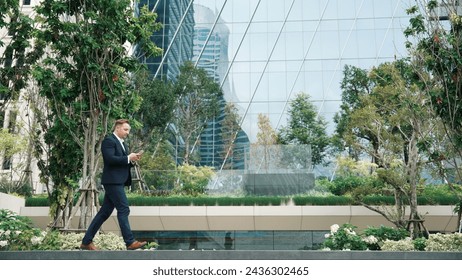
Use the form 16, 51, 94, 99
404, 0, 462, 230
219, 102, 242, 169
339, 60, 435, 237
0, 0, 43, 195
278, 92, 330, 166
255, 113, 278, 171
333, 65, 373, 161
0, 0, 39, 108
130, 69, 177, 152
32, 0, 162, 229
404, 1, 462, 180
173, 61, 222, 165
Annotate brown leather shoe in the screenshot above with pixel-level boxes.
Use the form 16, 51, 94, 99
80, 242, 98, 250
127, 240, 147, 250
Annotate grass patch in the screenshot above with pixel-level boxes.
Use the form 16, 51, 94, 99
24, 194, 461, 207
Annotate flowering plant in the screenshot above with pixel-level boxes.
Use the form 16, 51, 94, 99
59, 232, 126, 250
362, 225, 409, 250
1, 209, 157, 251
322, 223, 368, 250
380, 237, 415, 251
425, 233, 462, 251
0, 209, 49, 250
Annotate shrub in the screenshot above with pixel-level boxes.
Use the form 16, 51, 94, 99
425, 233, 462, 251
174, 164, 215, 196
413, 237, 426, 251
59, 232, 126, 250
322, 223, 368, 250
380, 238, 415, 251
0, 209, 158, 251
0, 178, 33, 198
0, 209, 49, 250
328, 176, 383, 196
362, 225, 409, 250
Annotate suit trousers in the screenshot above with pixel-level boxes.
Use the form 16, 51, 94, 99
82, 184, 135, 246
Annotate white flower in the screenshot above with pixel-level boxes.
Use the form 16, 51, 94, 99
14, 231, 21, 236
330, 224, 339, 234
31, 236, 43, 245
324, 233, 331, 238
0, 240, 8, 247
344, 228, 356, 235
363, 235, 378, 244
4, 230, 10, 237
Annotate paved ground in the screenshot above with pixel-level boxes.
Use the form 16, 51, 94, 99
1, 250, 461, 260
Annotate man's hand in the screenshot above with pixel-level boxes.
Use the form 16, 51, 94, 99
128, 152, 142, 162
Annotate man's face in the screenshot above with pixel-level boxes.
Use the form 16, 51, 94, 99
114, 123, 131, 139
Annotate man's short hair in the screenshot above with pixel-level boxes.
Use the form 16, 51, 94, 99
113, 119, 130, 131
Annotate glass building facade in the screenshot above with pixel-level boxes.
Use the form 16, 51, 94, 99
133, 0, 414, 249
134, 230, 328, 250
138, 0, 412, 173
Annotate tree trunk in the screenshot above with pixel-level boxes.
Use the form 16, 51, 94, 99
407, 121, 428, 238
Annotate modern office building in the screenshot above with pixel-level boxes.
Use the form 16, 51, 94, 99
6, 0, 459, 251
193, 4, 249, 169
137, 0, 195, 80
0, 0, 416, 192
137, 0, 415, 174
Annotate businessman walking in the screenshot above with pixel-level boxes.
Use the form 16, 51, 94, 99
80, 119, 146, 250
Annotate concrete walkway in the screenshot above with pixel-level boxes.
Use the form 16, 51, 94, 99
1, 250, 461, 260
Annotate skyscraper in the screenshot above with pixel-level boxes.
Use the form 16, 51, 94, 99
193, 4, 249, 169
137, 0, 195, 80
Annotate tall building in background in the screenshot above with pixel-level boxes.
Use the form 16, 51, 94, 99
145, 0, 412, 174
193, 4, 249, 169
0, 0, 416, 193
137, 0, 195, 80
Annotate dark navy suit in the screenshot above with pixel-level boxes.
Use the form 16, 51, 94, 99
101, 134, 133, 186
82, 133, 135, 246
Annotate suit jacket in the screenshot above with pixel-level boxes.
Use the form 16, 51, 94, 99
101, 134, 133, 186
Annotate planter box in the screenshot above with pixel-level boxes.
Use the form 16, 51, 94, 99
244, 173, 315, 195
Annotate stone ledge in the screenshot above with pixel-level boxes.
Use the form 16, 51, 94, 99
1, 250, 461, 260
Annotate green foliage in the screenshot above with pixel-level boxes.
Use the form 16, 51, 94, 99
26, 191, 459, 206
173, 61, 223, 164
25, 195, 50, 206
328, 175, 381, 196
321, 223, 368, 251
0, 210, 157, 251
333, 65, 371, 157
277, 92, 330, 166
313, 178, 335, 193
425, 233, 462, 251
174, 164, 215, 196
131, 71, 178, 150
380, 238, 416, 251
0, 128, 26, 157
31, 0, 163, 226
362, 225, 410, 250
292, 195, 353, 205
413, 237, 427, 251
0, 178, 33, 198
58, 232, 122, 250
138, 142, 177, 191
0, 0, 38, 103
404, 2, 462, 183
0, 209, 50, 250
28, 194, 290, 206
